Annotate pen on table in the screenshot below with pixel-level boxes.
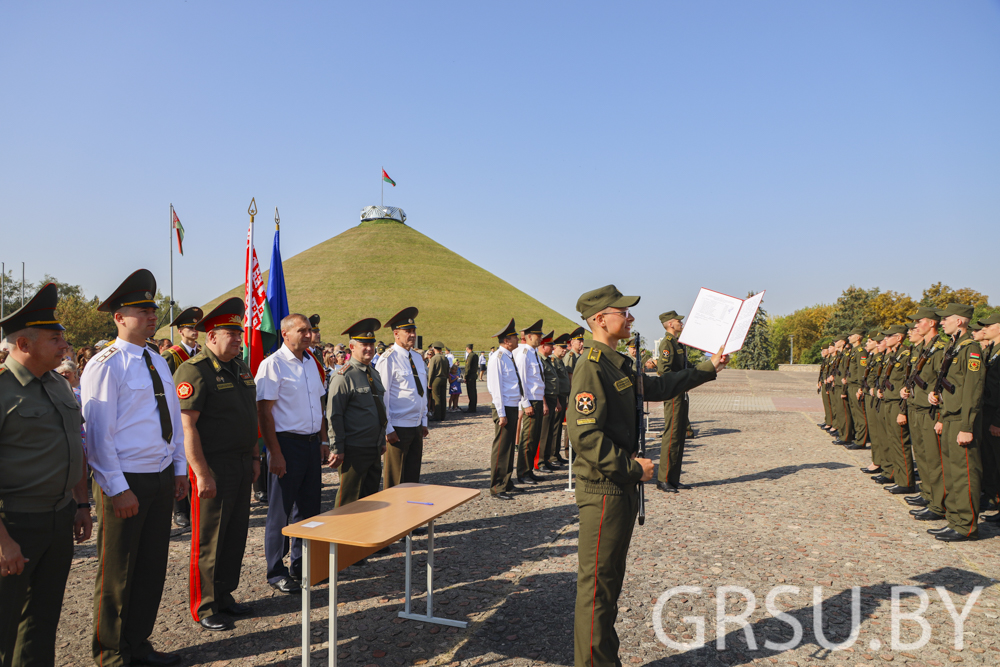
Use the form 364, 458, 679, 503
407, 501, 434, 505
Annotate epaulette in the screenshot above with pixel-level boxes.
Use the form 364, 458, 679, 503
665, 334, 673, 341
933, 341, 946, 350
958, 339, 974, 349
93, 346, 121, 363
189, 351, 211, 366
0, 367, 7, 377
587, 347, 602, 362
337, 364, 350, 376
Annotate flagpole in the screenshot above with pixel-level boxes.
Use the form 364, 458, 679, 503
246, 197, 257, 371
381, 166, 384, 206
169, 204, 175, 344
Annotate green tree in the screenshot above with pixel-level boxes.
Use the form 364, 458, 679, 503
730, 293, 773, 370
56, 295, 117, 348
823, 286, 879, 338
801, 335, 834, 364
920, 283, 989, 309
769, 303, 834, 366
871, 290, 918, 329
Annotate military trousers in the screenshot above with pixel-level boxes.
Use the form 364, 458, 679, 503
980, 410, 999, 504
430, 378, 448, 421
490, 406, 519, 495
465, 377, 478, 412
517, 400, 544, 478
941, 419, 982, 538
871, 398, 894, 478
828, 385, 841, 433
337, 446, 383, 508
264, 435, 321, 584
536, 395, 560, 467
822, 386, 833, 427
546, 394, 567, 463
883, 401, 914, 488
658, 393, 688, 485
574, 485, 638, 667
837, 386, 854, 443
864, 395, 883, 468
907, 407, 943, 512
0, 501, 75, 667
93, 466, 175, 667
188, 452, 252, 622
383, 426, 423, 489
554, 393, 569, 458
848, 386, 868, 446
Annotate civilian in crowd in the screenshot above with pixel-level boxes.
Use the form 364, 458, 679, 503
255, 313, 328, 595
448, 363, 462, 411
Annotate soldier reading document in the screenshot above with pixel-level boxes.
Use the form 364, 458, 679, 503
677, 288, 765, 355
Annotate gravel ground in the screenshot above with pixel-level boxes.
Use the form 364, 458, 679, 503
54, 369, 1000, 666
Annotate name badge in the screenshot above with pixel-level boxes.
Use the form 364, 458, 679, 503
216, 382, 234, 390
614, 377, 633, 392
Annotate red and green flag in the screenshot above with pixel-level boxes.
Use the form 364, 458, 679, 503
382, 169, 396, 187
171, 205, 185, 255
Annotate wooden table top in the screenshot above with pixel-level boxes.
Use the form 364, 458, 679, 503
282, 483, 480, 548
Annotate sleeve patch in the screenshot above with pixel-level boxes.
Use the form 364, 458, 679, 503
177, 382, 194, 399
860, 359, 867, 366
576, 418, 596, 425
575, 392, 596, 415
969, 359, 981, 372
614, 376, 633, 392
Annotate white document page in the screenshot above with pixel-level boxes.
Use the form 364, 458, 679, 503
677, 288, 744, 354
723, 290, 765, 355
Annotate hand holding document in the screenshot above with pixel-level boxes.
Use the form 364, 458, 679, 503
678, 288, 766, 355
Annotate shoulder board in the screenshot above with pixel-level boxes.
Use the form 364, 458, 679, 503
94, 346, 121, 363
958, 339, 974, 348
665, 334, 673, 341
900, 349, 910, 357
337, 364, 350, 376
0, 367, 7, 377
933, 341, 946, 350
189, 351, 210, 364
587, 347, 602, 362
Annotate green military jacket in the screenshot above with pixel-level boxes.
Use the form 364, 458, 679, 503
936, 333, 984, 432
0, 357, 84, 512
464, 352, 479, 381
567, 340, 716, 495
564, 351, 580, 375
553, 355, 571, 395
427, 354, 450, 382
540, 353, 559, 396
882, 346, 911, 404
174, 347, 258, 457
162, 344, 197, 374
325, 359, 387, 454
867, 352, 884, 395
656, 333, 686, 376
982, 342, 999, 426
847, 343, 868, 387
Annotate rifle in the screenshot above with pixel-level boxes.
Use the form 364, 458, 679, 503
859, 354, 872, 405
634, 331, 647, 526
904, 345, 934, 392
933, 343, 959, 396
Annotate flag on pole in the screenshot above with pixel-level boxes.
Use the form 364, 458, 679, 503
243, 223, 278, 375
382, 169, 396, 187
266, 226, 289, 354
171, 205, 185, 255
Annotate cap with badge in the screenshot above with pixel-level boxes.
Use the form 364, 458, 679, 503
342, 318, 381, 341
309, 314, 321, 332
577, 285, 640, 320
493, 318, 517, 339
882, 324, 908, 337
569, 326, 586, 341
935, 303, 974, 319
98, 269, 158, 312
520, 319, 544, 335
0, 283, 64, 336
908, 307, 941, 322
978, 313, 1000, 326
552, 333, 571, 347
384, 307, 418, 330
197, 298, 245, 332
431, 341, 444, 350
539, 330, 554, 345
170, 307, 204, 329
659, 311, 684, 324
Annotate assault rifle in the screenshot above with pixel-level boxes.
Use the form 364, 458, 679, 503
904, 345, 934, 392
634, 331, 647, 526
859, 355, 873, 405
932, 343, 959, 396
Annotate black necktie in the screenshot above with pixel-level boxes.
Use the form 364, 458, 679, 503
533, 350, 544, 385
364, 367, 388, 427
509, 352, 524, 398
142, 350, 173, 443
407, 352, 424, 396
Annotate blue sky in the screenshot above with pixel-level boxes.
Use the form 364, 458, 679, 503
2, 1, 998, 338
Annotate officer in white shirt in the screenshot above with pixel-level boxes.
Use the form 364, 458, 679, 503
375, 307, 429, 489
255, 313, 329, 594
487, 319, 525, 500
81, 269, 187, 667
512, 319, 548, 484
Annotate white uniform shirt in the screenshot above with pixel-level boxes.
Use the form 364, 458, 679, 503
487, 348, 524, 412
254, 344, 326, 435
446, 353, 456, 368
513, 343, 544, 404
81, 338, 186, 497
375, 344, 429, 434
181, 341, 198, 356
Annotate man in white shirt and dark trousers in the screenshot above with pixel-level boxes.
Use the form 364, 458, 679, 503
82, 269, 188, 667
513, 319, 547, 485
487, 319, 525, 500
375, 307, 429, 490
255, 314, 329, 595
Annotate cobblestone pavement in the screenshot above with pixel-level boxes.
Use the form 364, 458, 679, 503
54, 370, 1000, 666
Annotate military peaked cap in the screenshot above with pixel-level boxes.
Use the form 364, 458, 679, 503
519, 319, 544, 335
493, 318, 517, 339
309, 314, 321, 331
883, 324, 908, 336
98, 269, 158, 312
978, 313, 1000, 326
658, 311, 684, 324
342, 318, 381, 341
0, 283, 64, 337
576, 285, 639, 320
849, 327, 866, 336
552, 333, 571, 346
935, 303, 974, 319
170, 307, 203, 329
384, 307, 418, 330
968, 321, 984, 332
197, 298, 245, 332
908, 307, 941, 322
540, 330, 554, 344
569, 327, 586, 340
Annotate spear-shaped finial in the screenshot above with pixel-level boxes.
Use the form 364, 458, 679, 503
275, 206, 280, 230
248, 197, 257, 222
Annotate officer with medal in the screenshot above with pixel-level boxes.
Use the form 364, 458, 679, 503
162, 307, 202, 529
326, 319, 388, 508
81, 269, 187, 667
654, 310, 691, 492
0, 284, 91, 667
375, 308, 429, 489
173, 298, 258, 632
567, 285, 727, 667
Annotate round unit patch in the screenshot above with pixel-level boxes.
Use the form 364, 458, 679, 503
177, 382, 194, 400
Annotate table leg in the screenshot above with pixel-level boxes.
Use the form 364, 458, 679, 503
425, 520, 434, 617
329, 543, 337, 667
404, 534, 412, 615
302, 539, 311, 667
565, 440, 575, 492
397, 521, 468, 628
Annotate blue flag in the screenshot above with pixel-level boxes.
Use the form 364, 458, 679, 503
266, 228, 289, 353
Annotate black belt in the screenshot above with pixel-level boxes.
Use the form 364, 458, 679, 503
277, 431, 321, 442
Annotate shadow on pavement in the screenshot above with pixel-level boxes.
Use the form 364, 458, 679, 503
694, 462, 853, 488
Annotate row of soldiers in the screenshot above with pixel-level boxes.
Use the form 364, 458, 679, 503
817, 303, 999, 541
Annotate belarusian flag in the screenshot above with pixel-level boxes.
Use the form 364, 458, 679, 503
243, 222, 278, 375
171, 205, 185, 255
382, 169, 396, 187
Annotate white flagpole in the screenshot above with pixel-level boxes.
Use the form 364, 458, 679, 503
381, 166, 384, 206
169, 204, 175, 343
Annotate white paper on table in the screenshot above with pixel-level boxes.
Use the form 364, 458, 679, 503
677, 288, 766, 355
723, 290, 765, 355
302, 521, 324, 528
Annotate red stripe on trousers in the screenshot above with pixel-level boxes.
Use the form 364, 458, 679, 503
189, 468, 203, 621
589, 495, 607, 667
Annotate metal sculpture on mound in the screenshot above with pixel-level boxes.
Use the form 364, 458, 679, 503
360, 205, 406, 223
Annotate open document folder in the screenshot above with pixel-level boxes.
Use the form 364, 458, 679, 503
677, 289, 765, 355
